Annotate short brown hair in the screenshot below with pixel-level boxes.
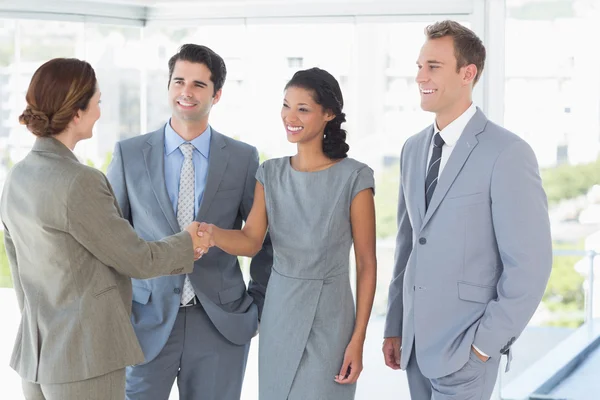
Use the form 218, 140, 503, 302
19, 58, 97, 137
425, 20, 486, 85
168, 44, 226, 96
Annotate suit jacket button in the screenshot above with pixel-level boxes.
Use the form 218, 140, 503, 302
419, 238, 427, 245
174, 288, 181, 294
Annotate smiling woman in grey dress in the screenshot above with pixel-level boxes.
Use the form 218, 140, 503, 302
200, 68, 377, 399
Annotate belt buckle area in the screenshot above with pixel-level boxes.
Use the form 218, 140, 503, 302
180, 296, 198, 308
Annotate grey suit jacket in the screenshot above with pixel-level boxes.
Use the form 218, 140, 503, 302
106, 126, 272, 363
0, 137, 195, 384
384, 108, 552, 378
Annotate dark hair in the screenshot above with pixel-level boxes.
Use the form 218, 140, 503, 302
425, 20, 486, 85
168, 44, 227, 96
19, 58, 97, 137
285, 67, 349, 159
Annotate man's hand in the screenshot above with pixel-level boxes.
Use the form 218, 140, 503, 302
471, 345, 490, 362
382, 337, 402, 370
185, 222, 212, 260
197, 222, 215, 247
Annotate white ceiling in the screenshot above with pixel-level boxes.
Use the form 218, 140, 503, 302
73, 0, 159, 4
0, 0, 475, 25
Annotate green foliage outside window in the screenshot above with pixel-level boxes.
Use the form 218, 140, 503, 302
542, 157, 600, 205
543, 242, 586, 328
0, 232, 13, 288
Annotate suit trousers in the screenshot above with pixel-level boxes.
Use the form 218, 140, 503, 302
22, 368, 125, 400
126, 303, 251, 400
406, 344, 500, 400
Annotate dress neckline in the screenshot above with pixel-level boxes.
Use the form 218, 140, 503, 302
287, 156, 347, 174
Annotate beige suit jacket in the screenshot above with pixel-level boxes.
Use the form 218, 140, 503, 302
0, 137, 194, 384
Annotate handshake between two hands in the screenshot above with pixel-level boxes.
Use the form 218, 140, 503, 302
184, 222, 215, 260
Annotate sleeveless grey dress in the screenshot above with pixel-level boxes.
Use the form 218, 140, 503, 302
256, 156, 375, 400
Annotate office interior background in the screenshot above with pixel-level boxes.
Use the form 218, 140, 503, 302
0, 0, 599, 398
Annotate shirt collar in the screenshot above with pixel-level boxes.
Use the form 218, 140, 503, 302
434, 102, 477, 147
164, 119, 211, 158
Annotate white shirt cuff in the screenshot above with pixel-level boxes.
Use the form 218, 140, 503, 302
472, 344, 489, 358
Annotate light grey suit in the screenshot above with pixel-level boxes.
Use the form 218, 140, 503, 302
106, 126, 272, 400
0, 137, 195, 399
384, 108, 552, 399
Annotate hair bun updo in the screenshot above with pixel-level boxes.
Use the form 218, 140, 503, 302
19, 107, 51, 137
323, 111, 349, 159
285, 67, 350, 159
19, 58, 97, 138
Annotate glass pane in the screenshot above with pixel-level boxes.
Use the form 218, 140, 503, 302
0, 20, 15, 193
501, 0, 600, 396
19, 20, 79, 63
77, 23, 143, 170
0, 19, 15, 67
243, 22, 354, 158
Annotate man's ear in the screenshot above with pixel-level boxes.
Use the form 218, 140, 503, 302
212, 89, 223, 105
463, 64, 478, 86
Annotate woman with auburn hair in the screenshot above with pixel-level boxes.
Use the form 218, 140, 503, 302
0, 58, 210, 400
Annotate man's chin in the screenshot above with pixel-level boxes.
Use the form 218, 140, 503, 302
173, 112, 202, 122
420, 102, 438, 114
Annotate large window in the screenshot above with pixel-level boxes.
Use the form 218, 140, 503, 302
0, 16, 456, 399
504, 0, 600, 328
4, 4, 599, 397
498, 0, 600, 396
0, 21, 142, 176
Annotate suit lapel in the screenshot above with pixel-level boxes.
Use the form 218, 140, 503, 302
420, 109, 487, 230
414, 127, 434, 223
143, 128, 180, 234
197, 130, 229, 221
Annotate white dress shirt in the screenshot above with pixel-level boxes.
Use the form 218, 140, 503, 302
425, 103, 489, 359
425, 103, 477, 176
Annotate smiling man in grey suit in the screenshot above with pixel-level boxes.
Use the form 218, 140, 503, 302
382, 21, 552, 399
107, 44, 272, 400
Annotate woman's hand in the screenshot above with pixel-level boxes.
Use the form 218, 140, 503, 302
334, 338, 364, 385
185, 222, 212, 260
197, 222, 215, 248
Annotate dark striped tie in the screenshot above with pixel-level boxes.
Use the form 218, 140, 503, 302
425, 132, 445, 210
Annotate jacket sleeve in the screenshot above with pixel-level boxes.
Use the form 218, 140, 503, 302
473, 140, 552, 357
384, 144, 413, 338
2, 224, 23, 310
67, 168, 195, 280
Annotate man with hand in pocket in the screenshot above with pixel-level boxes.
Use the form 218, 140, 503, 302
382, 21, 552, 399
